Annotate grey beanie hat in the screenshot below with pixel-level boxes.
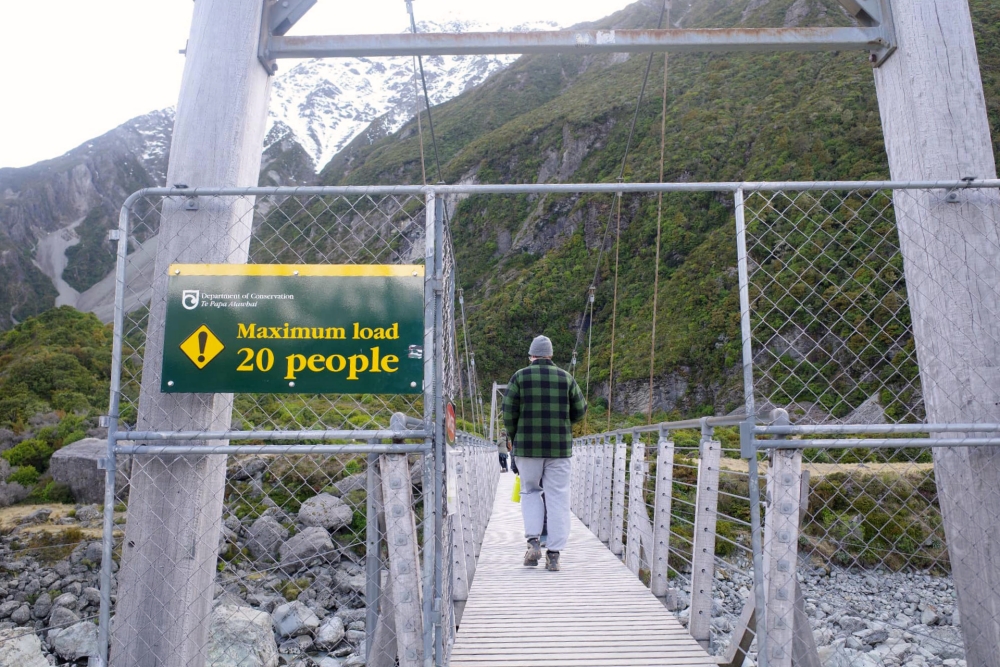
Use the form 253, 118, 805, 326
528, 335, 554, 357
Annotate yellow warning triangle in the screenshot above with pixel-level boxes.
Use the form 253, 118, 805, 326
179, 325, 225, 369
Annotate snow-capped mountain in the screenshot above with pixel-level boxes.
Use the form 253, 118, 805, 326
0, 18, 558, 329
268, 20, 558, 170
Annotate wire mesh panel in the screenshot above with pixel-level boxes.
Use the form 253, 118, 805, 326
743, 189, 921, 424
99, 189, 451, 667
740, 184, 1000, 665
110, 448, 427, 666
117, 191, 430, 433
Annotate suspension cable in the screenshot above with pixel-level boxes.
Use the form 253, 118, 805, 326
405, 0, 443, 184
412, 56, 428, 186
405, 0, 489, 435
648, 16, 671, 424
570, 0, 671, 373
607, 188, 624, 432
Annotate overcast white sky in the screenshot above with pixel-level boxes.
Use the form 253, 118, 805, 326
0, 1, 625, 169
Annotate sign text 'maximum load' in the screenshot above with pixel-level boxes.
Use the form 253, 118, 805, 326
236, 321, 399, 340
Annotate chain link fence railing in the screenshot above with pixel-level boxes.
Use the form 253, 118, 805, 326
741, 183, 1000, 667
570, 417, 758, 664
59, 180, 1000, 667
92, 187, 467, 667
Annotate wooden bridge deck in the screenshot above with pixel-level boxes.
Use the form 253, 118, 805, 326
450, 472, 717, 667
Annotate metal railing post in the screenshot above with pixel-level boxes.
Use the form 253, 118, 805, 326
610, 435, 628, 556
651, 426, 675, 598
689, 419, 721, 649
625, 431, 646, 575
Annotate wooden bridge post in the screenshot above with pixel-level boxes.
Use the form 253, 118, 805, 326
610, 435, 628, 556
589, 439, 603, 530
651, 428, 675, 599
871, 3, 1000, 661
583, 440, 595, 529
450, 446, 472, 604
571, 444, 581, 517
689, 424, 721, 649
599, 437, 614, 543
459, 445, 478, 592
764, 445, 803, 667
472, 447, 486, 558
625, 432, 647, 575
380, 454, 424, 667
110, 2, 273, 664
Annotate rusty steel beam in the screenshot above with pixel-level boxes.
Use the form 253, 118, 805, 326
266, 27, 889, 60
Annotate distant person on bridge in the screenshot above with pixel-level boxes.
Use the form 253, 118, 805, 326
498, 437, 510, 473
502, 335, 587, 571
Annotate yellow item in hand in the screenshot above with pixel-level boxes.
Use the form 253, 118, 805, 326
511, 475, 521, 503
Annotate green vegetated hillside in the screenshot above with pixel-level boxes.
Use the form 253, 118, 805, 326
0, 307, 111, 502
322, 0, 1000, 421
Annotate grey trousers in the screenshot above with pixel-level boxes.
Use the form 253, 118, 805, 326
518, 456, 571, 552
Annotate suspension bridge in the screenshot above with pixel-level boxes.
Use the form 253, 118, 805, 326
41, 1, 1000, 667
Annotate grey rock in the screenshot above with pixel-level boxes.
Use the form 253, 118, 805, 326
317, 658, 343, 667
342, 654, 366, 667
206, 604, 279, 667
32, 593, 51, 619
315, 616, 346, 650
247, 516, 289, 560
271, 601, 320, 638
345, 629, 365, 644
53, 562, 71, 578
0, 482, 29, 507
81, 588, 101, 606
0, 601, 22, 619
10, 605, 30, 624
331, 473, 366, 497
82, 542, 103, 565
837, 615, 868, 634
74, 505, 101, 523
49, 606, 81, 628
278, 635, 314, 655
230, 457, 267, 481
334, 567, 366, 596
20, 509, 51, 525
48, 438, 128, 504
0, 628, 49, 667
53, 593, 78, 609
917, 626, 965, 659
921, 605, 940, 626
298, 494, 354, 531
47, 620, 98, 660
280, 527, 338, 567
817, 646, 881, 667
336, 608, 367, 624
245, 594, 286, 614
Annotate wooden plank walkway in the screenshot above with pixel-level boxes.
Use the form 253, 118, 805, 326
450, 472, 717, 667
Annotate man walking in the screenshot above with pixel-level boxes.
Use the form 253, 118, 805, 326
502, 335, 587, 571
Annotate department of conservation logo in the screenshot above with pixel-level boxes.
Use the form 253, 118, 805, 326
181, 289, 200, 310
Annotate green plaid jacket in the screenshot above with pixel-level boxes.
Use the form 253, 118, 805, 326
502, 359, 587, 458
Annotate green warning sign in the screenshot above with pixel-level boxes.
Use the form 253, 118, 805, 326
161, 264, 424, 394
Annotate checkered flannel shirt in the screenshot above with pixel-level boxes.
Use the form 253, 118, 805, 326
502, 359, 587, 458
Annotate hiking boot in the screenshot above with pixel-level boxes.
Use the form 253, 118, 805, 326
545, 551, 561, 571
524, 538, 541, 566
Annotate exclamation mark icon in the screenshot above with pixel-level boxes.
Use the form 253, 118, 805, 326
197, 330, 207, 364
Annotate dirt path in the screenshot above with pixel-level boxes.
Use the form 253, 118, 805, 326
717, 458, 934, 478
